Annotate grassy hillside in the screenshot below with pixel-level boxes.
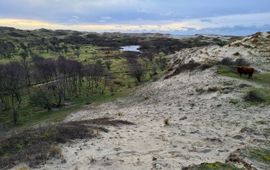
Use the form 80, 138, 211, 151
217, 65, 270, 104
0, 27, 232, 129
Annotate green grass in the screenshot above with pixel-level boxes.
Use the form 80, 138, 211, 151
0, 44, 122, 64
0, 43, 164, 130
0, 90, 128, 129
247, 148, 270, 164
244, 88, 270, 104
217, 65, 270, 105
187, 162, 242, 170
217, 65, 270, 85
234, 146, 270, 169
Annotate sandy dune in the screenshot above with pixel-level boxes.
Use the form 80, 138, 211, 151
31, 67, 270, 170
11, 32, 270, 170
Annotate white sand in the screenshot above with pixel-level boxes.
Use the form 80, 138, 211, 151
32, 67, 269, 170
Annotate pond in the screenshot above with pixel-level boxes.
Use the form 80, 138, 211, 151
120, 45, 141, 53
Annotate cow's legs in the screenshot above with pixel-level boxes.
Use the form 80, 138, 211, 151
248, 73, 253, 79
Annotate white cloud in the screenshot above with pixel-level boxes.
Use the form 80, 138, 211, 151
0, 12, 269, 33
199, 12, 270, 28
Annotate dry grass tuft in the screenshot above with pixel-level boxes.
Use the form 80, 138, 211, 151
164, 118, 170, 126
48, 145, 63, 159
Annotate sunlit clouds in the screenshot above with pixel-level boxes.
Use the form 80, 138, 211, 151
0, 0, 270, 34
0, 18, 194, 32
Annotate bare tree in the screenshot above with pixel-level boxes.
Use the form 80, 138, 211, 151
19, 47, 32, 86
1, 62, 26, 124
127, 58, 144, 83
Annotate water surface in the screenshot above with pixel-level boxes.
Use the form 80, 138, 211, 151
120, 45, 141, 53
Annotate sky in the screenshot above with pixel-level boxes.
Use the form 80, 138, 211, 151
0, 0, 270, 35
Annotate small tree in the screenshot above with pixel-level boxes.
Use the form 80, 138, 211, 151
2, 62, 26, 124
74, 45, 81, 57
127, 58, 144, 83
74, 50, 80, 58
29, 89, 53, 111
155, 52, 167, 71
221, 57, 234, 66
105, 60, 112, 71
19, 49, 31, 86
0, 41, 16, 58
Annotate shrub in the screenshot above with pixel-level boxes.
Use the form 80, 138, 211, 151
104, 60, 112, 71
252, 38, 259, 44
207, 86, 221, 92
233, 52, 240, 56
0, 118, 134, 169
226, 146, 270, 169
29, 90, 53, 111
182, 162, 240, 170
164, 118, 170, 126
244, 89, 266, 103
235, 58, 250, 66
127, 58, 144, 83
48, 145, 63, 159
221, 57, 234, 66
229, 98, 239, 105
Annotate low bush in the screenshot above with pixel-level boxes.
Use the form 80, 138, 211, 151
227, 146, 270, 170
233, 52, 241, 56
164, 118, 170, 126
182, 162, 240, 170
235, 58, 250, 66
244, 88, 270, 104
48, 145, 63, 159
29, 90, 53, 111
221, 57, 234, 66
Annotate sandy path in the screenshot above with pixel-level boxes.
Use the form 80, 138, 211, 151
32, 67, 270, 170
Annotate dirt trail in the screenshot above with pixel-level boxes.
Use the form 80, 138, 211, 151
30, 68, 270, 170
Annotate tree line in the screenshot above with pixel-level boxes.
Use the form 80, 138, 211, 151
0, 53, 115, 124
0, 35, 168, 125
0, 52, 160, 125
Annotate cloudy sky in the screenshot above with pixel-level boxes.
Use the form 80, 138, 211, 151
0, 0, 269, 35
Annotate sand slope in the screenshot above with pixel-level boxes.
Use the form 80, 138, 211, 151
31, 68, 269, 170
22, 32, 270, 170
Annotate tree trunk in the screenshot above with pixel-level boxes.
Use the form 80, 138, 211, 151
11, 95, 17, 125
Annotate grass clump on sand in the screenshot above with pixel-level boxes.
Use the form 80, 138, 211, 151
247, 148, 270, 164
182, 162, 242, 170
244, 88, 270, 104
184, 146, 270, 170
0, 118, 134, 169
227, 146, 270, 170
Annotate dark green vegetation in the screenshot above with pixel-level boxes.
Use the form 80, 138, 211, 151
226, 146, 270, 170
0, 26, 229, 128
245, 148, 270, 164
182, 162, 242, 170
217, 65, 270, 104
183, 146, 270, 170
244, 88, 270, 103
0, 117, 134, 169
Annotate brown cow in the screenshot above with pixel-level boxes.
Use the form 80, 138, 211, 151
237, 66, 255, 79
